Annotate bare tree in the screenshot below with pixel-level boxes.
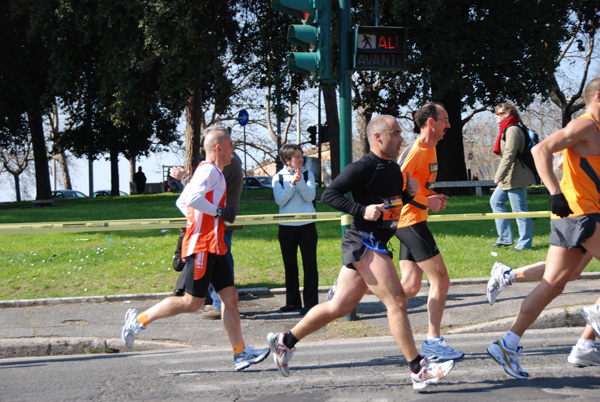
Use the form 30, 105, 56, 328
0, 140, 33, 202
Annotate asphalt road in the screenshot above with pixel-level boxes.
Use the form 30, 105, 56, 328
1, 329, 598, 401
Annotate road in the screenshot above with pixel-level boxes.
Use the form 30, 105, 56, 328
1, 328, 598, 401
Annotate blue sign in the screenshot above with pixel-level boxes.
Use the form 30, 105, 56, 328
237, 109, 249, 127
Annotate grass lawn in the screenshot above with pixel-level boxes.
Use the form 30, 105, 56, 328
1, 191, 598, 300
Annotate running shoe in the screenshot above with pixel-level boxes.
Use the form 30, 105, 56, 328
410, 355, 455, 391
325, 277, 337, 302
582, 305, 600, 338
121, 308, 145, 348
421, 337, 464, 361
567, 345, 600, 367
234, 344, 270, 371
487, 339, 528, 379
487, 262, 514, 305
267, 332, 294, 377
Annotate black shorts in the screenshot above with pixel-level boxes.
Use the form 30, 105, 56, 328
395, 221, 440, 263
550, 213, 600, 250
341, 226, 393, 269
184, 252, 234, 298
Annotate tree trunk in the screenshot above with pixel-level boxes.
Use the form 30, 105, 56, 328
355, 105, 371, 156
184, 85, 205, 173
27, 108, 51, 200
109, 147, 120, 196
436, 90, 468, 184
322, 84, 340, 179
12, 173, 21, 202
129, 157, 136, 187
56, 152, 72, 190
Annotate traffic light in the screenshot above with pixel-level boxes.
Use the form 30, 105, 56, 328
271, 0, 331, 80
307, 125, 317, 145
319, 122, 328, 143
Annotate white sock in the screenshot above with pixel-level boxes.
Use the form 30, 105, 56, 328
575, 339, 594, 350
426, 335, 441, 342
502, 331, 521, 351
508, 269, 516, 284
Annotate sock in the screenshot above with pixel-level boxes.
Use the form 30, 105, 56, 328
502, 330, 521, 351
409, 355, 423, 373
284, 331, 299, 349
233, 341, 245, 355
575, 339, 594, 350
426, 335, 441, 342
137, 312, 150, 327
508, 269, 516, 284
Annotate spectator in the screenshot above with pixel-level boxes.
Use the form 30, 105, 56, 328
490, 102, 535, 251
133, 167, 147, 194
472, 172, 479, 181
273, 144, 318, 315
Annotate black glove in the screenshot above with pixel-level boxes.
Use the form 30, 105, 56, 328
217, 206, 236, 224
549, 193, 573, 218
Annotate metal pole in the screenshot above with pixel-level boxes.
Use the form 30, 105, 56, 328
244, 125, 248, 200
317, 85, 322, 186
339, 0, 356, 321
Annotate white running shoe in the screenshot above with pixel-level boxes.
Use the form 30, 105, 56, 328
487, 262, 514, 305
325, 277, 337, 302
410, 355, 455, 391
234, 344, 270, 371
121, 308, 145, 348
582, 305, 600, 339
267, 332, 294, 377
487, 339, 528, 379
421, 337, 464, 361
567, 345, 600, 367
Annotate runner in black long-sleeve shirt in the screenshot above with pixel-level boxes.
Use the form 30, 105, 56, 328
266, 115, 456, 391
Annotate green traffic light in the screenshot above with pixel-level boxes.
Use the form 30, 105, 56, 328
288, 25, 319, 47
288, 52, 320, 74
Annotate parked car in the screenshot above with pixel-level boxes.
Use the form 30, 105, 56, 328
51, 190, 88, 199
93, 190, 129, 197
243, 176, 272, 190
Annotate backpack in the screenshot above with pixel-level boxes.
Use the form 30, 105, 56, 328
278, 170, 317, 208
502, 124, 540, 181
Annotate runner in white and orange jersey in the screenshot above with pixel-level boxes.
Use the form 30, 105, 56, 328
120, 126, 270, 371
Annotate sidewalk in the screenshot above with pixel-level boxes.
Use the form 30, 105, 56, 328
1, 274, 599, 359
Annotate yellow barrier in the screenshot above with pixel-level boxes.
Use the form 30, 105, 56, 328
0, 211, 552, 234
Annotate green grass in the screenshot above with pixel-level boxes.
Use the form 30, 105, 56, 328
1, 191, 598, 300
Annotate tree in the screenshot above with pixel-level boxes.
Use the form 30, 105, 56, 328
547, 2, 600, 127
347, 0, 578, 183
0, 0, 54, 200
0, 114, 33, 201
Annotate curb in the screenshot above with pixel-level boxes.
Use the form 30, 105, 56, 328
448, 305, 588, 334
0, 337, 188, 359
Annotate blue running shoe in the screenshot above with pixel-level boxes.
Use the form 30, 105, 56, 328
422, 337, 464, 361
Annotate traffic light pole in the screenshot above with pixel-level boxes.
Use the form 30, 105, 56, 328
338, 0, 356, 321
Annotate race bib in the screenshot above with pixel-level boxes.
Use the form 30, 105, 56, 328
380, 196, 403, 229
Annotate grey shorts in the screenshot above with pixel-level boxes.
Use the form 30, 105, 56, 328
550, 213, 600, 250
341, 227, 393, 269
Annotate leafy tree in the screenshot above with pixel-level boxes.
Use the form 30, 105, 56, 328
348, 0, 578, 182
0, 0, 54, 200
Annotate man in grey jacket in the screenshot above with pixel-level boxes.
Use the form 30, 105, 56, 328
490, 102, 535, 251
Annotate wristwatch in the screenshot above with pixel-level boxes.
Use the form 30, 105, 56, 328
216, 207, 223, 218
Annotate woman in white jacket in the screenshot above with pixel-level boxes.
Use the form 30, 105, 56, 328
273, 144, 318, 315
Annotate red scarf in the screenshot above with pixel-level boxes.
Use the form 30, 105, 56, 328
493, 115, 519, 155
